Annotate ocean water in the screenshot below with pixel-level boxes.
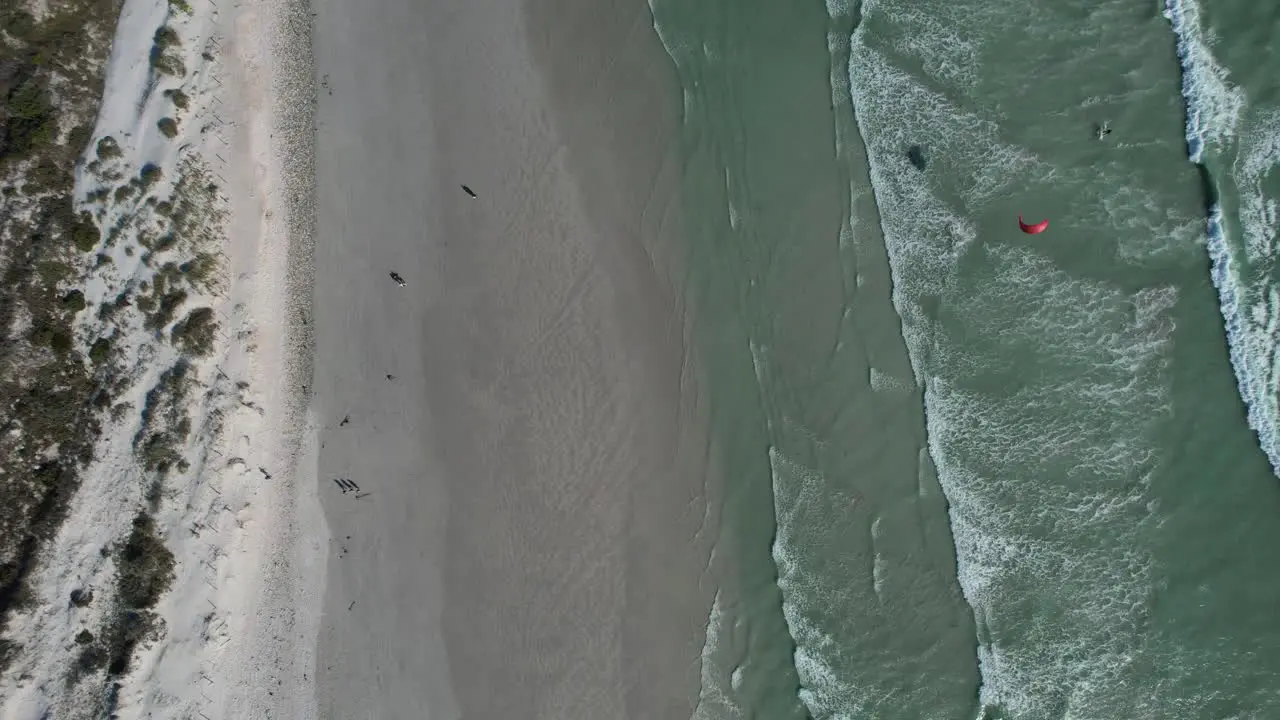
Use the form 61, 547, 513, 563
647, 0, 1280, 718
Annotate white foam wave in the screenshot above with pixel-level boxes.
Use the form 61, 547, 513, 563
693, 589, 747, 720
1203, 204, 1280, 472
918, 261, 1176, 718
877, 4, 982, 90
1162, 0, 1245, 162
1165, 0, 1280, 476
846, 6, 1185, 714
769, 447, 873, 719
1237, 107, 1280, 261
868, 366, 912, 394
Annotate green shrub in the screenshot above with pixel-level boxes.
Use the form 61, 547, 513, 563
152, 55, 185, 77
29, 324, 54, 346
3, 79, 57, 159
170, 307, 216, 356
116, 513, 174, 608
96, 136, 122, 160
66, 124, 92, 154
151, 26, 179, 53
144, 289, 186, 331
61, 290, 85, 313
179, 253, 218, 286
49, 331, 72, 354
162, 88, 189, 109
2, 8, 35, 39
37, 259, 72, 286
139, 163, 162, 188
139, 434, 182, 473
71, 212, 99, 252
156, 117, 178, 139
88, 337, 111, 364
149, 27, 184, 77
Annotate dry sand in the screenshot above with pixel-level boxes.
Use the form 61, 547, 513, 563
308, 0, 717, 717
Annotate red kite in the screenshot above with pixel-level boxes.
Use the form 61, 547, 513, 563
1018, 215, 1049, 234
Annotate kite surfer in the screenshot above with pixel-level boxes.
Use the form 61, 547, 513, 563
907, 144, 927, 171
389, 271, 407, 286
1096, 121, 1111, 141
1018, 215, 1049, 234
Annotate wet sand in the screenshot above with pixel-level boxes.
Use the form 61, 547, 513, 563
309, 0, 714, 716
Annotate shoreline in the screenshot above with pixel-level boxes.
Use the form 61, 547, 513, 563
308, 0, 712, 715
520, 0, 723, 707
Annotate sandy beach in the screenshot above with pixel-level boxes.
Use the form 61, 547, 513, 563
15, 0, 1280, 715
0, 0, 709, 714
309, 0, 714, 716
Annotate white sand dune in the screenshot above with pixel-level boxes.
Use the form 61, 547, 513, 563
0, 0, 321, 716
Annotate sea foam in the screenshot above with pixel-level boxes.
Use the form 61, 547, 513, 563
1165, 0, 1280, 478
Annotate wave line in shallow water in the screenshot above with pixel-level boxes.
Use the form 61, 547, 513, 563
1164, 0, 1280, 478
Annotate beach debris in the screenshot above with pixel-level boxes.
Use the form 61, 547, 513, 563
461, 184, 477, 198
1018, 215, 1050, 234
907, 144, 927, 171
389, 271, 407, 287
339, 414, 350, 427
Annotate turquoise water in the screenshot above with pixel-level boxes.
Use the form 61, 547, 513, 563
648, 0, 1280, 717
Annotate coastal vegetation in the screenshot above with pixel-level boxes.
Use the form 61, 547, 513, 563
162, 87, 189, 109
0, 0, 225, 697
0, 0, 128, 674
149, 25, 183, 77
74, 512, 174, 680
157, 116, 178, 138
71, 144, 225, 695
